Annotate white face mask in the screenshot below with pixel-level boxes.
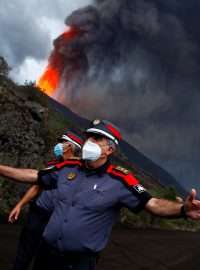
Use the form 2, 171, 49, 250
82, 140, 108, 162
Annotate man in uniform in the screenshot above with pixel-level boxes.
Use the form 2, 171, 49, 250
0, 119, 200, 270
8, 131, 83, 270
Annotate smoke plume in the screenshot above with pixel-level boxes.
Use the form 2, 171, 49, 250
42, 0, 200, 190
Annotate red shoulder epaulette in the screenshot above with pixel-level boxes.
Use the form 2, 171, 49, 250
46, 160, 60, 167
107, 164, 139, 186
56, 158, 83, 169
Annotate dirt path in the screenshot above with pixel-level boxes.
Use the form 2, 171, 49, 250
1, 224, 200, 270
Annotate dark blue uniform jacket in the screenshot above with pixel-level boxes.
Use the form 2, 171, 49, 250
38, 159, 152, 253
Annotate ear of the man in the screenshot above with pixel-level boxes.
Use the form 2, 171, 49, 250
107, 146, 115, 155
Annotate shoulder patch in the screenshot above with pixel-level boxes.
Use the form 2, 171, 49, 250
113, 165, 130, 175
133, 184, 147, 193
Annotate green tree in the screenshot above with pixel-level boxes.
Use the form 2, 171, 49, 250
0, 56, 12, 77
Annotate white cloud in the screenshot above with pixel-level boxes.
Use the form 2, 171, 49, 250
11, 58, 48, 84
40, 17, 67, 41
0, 0, 93, 84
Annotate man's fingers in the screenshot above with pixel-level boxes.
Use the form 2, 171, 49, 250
8, 212, 14, 222
192, 200, 198, 205
8, 209, 19, 223
188, 189, 196, 201
15, 209, 21, 220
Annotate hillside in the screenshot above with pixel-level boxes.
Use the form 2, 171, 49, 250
0, 75, 198, 231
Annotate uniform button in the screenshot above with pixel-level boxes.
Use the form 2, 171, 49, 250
71, 203, 74, 207
58, 237, 62, 240
64, 219, 67, 223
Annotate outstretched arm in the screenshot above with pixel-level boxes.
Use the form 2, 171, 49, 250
145, 197, 182, 217
8, 185, 42, 223
145, 189, 200, 220
0, 165, 38, 184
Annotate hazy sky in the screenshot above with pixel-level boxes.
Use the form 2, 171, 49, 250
1, 0, 200, 192
0, 0, 92, 83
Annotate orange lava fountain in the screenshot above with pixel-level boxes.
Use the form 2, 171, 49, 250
36, 27, 81, 96
36, 66, 59, 96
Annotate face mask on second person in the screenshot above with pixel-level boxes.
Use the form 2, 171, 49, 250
82, 140, 108, 162
54, 143, 68, 157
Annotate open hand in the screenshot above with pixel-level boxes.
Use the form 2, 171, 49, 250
8, 205, 21, 223
184, 189, 200, 220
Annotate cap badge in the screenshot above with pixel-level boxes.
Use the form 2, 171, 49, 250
67, 172, 76, 180
93, 119, 100, 125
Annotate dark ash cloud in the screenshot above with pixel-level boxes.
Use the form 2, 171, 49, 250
46, 0, 200, 190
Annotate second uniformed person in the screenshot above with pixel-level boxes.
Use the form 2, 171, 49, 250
9, 131, 83, 270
